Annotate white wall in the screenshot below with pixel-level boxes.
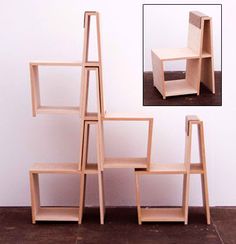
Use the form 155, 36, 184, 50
0, 0, 235, 207
144, 4, 222, 71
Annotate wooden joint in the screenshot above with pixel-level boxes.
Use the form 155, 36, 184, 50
83, 11, 97, 27
185, 115, 200, 136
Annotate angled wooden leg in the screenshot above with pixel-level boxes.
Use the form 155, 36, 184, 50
79, 122, 89, 224
198, 122, 211, 224
135, 172, 142, 225
146, 119, 153, 170
201, 174, 210, 224
183, 118, 193, 225
183, 172, 190, 225
151, 51, 166, 99
98, 172, 105, 224
96, 122, 105, 224
29, 172, 40, 224
79, 173, 86, 224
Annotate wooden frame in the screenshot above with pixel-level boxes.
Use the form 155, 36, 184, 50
29, 163, 81, 223
102, 113, 153, 169
134, 115, 210, 225
30, 62, 82, 116
185, 115, 211, 224
151, 11, 215, 99
135, 167, 190, 224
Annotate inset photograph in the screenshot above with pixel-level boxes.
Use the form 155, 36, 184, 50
143, 4, 222, 106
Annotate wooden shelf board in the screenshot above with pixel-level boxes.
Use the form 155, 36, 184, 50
36, 207, 79, 221
84, 61, 100, 67
37, 106, 80, 115
190, 163, 204, 174
84, 164, 98, 174
140, 208, 185, 222
137, 163, 187, 174
165, 79, 197, 97
104, 112, 152, 121
30, 61, 82, 66
152, 48, 199, 61
84, 112, 99, 120
104, 157, 147, 169
30, 163, 80, 174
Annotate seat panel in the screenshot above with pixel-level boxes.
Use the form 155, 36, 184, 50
152, 48, 199, 61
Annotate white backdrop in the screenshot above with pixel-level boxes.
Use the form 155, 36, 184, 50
0, 0, 235, 207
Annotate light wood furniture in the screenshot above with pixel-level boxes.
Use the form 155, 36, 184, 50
29, 11, 154, 224
29, 11, 106, 224
103, 114, 153, 169
135, 116, 210, 224
29, 11, 210, 225
151, 11, 215, 99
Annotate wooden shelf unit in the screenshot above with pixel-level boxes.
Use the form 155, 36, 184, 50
28, 10, 211, 226
29, 164, 81, 223
135, 116, 211, 225
151, 11, 215, 99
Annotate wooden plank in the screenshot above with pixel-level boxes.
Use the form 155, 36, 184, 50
146, 119, 153, 170
152, 48, 199, 61
36, 207, 79, 221
30, 61, 82, 66
140, 208, 185, 222
30, 163, 80, 174
36, 106, 80, 115
30, 64, 40, 117
135, 173, 142, 225
186, 58, 201, 94
198, 122, 211, 224
165, 79, 197, 97
30, 173, 40, 224
104, 157, 147, 169
104, 112, 153, 121
151, 50, 165, 98
187, 23, 202, 55
145, 163, 187, 174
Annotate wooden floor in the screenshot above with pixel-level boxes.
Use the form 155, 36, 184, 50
0, 207, 235, 243
143, 71, 222, 106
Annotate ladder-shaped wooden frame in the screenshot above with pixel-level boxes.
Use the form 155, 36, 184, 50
135, 116, 210, 224
151, 11, 215, 99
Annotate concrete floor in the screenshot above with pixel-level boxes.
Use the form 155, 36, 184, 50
0, 207, 235, 244
143, 71, 222, 106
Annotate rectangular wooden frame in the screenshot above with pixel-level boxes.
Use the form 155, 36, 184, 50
102, 114, 153, 169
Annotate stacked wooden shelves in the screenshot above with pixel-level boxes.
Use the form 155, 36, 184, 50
151, 11, 215, 99
29, 11, 105, 224
29, 11, 210, 225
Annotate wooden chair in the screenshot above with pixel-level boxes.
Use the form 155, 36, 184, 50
151, 11, 215, 99
135, 115, 210, 224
